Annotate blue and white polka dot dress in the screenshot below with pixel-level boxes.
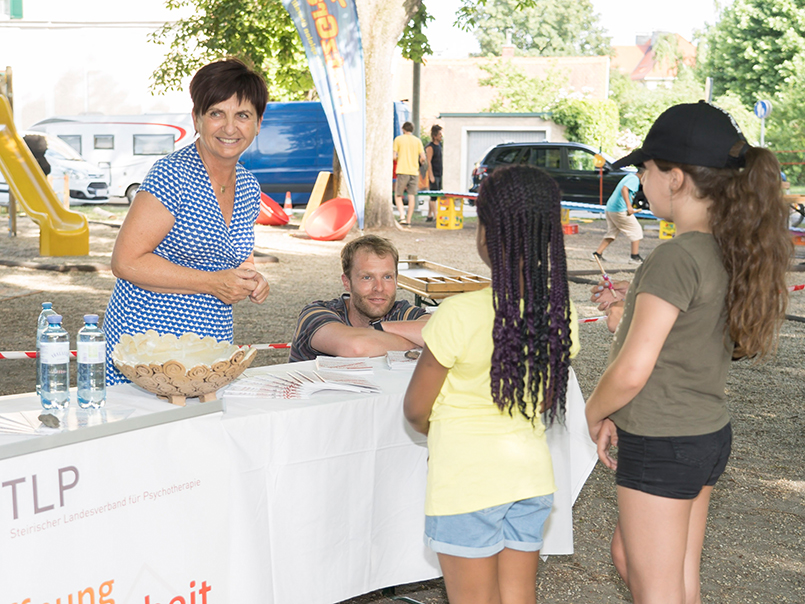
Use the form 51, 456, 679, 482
102, 143, 261, 385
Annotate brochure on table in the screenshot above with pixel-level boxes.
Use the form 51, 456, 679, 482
0, 384, 224, 461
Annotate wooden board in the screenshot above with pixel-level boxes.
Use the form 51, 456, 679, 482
300, 171, 333, 230
398, 258, 490, 297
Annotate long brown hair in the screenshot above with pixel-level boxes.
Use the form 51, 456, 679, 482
656, 145, 792, 358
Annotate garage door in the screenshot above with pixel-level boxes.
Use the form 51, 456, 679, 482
466, 130, 546, 189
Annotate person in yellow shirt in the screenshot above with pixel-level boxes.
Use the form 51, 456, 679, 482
405, 165, 578, 604
393, 121, 426, 226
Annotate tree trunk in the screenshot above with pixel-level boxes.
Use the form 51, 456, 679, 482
356, 0, 421, 228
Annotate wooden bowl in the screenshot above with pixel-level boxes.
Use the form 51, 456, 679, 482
112, 331, 257, 406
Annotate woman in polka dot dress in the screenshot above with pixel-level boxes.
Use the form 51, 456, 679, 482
103, 58, 270, 384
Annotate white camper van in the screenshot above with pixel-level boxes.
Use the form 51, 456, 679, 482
29, 113, 196, 202
0, 131, 109, 205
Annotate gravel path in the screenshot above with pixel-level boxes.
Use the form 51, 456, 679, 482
0, 202, 803, 602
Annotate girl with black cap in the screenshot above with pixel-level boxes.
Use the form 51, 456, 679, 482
585, 101, 791, 604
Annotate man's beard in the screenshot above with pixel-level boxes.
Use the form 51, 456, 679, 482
350, 292, 395, 321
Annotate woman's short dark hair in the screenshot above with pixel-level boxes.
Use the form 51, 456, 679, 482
189, 58, 268, 121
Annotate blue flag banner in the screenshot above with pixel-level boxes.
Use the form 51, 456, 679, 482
283, 0, 366, 228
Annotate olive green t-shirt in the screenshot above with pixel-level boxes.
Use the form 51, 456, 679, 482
609, 231, 734, 437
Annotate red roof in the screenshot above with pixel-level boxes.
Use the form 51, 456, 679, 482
612, 33, 696, 81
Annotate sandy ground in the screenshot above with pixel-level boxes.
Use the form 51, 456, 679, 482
0, 201, 803, 603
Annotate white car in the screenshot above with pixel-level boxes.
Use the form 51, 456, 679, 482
0, 132, 109, 205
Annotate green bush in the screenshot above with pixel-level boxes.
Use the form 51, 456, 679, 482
551, 98, 619, 154
767, 65, 805, 186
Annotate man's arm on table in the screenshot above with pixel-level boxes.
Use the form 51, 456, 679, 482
375, 316, 428, 348
310, 316, 429, 358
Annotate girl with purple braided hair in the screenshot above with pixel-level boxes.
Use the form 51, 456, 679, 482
404, 165, 579, 604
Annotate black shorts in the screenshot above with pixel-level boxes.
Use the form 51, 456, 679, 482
615, 423, 732, 499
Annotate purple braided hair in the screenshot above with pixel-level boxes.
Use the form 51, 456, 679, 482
476, 165, 573, 424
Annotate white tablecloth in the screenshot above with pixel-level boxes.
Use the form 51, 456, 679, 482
221, 360, 597, 603
0, 360, 597, 604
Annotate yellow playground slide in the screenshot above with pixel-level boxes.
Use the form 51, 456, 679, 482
0, 95, 88, 256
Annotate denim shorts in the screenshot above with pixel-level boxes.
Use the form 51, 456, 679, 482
615, 423, 732, 499
424, 494, 554, 558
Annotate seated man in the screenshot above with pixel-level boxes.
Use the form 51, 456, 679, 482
289, 235, 429, 362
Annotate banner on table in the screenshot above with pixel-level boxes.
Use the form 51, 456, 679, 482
0, 413, 228, 603
283, 0, 366, 228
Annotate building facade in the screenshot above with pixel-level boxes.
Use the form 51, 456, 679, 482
0, 0, 192, 129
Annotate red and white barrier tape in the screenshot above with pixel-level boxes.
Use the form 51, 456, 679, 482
13, 292, 805, 360
0, 343, 291, 360
0, 351, 78, 360
250, 343, 291, 350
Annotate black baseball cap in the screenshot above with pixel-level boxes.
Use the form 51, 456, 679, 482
613, 101, 749, 170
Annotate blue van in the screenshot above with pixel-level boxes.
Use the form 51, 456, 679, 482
240, 101, 410, 205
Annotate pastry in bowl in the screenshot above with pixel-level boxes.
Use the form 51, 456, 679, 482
112, 331, 256, 405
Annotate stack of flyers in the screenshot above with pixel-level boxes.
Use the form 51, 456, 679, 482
0, 410, 58, 435
0, 408, 134, 435
315, 356, 374, 374
386, 349, 422, 370
225, 369, 381, 400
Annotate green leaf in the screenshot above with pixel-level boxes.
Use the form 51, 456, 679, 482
456, 0, 611, 57
150, 0, 314, 101
399, 2, 434, 63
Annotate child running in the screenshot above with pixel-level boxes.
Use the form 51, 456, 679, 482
404, 165, 579, 604
586, 102, 791, 604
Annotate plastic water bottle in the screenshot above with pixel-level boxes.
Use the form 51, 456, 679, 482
36, 302, 57, 395
77, 314, 106, 409
39, 315, 70, 409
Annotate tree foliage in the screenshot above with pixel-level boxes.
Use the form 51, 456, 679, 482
475, 59, 618, 152
767, 59, 805, 184
398, 1, 433, 63
151, 0, 433, 98
710, 93, 760, 146
478, 60, 569, 113
551, 98, 619, 154
457, 0, 611, 57
149, 0, 313, 101
609, 69, 704, 142
608, 68, 759, 152
698, 0, 805, 106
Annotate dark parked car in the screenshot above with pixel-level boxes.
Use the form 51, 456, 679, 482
470, 141, 636, 204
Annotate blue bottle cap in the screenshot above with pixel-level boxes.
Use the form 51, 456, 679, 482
42, 302, 52, 309
47, 315, 62, 324
84, 314, 99, 324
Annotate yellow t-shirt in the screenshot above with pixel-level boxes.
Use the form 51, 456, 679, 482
422, 288, 580, 516
393, 133, 424, 175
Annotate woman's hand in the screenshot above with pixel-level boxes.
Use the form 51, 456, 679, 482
235, 255, 269, 304
248, 271, 270, 303
592, 418, 618, 470
590, 279, 630, 311
206, 268, 259, 304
